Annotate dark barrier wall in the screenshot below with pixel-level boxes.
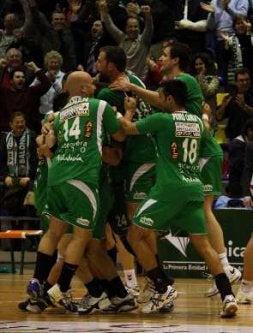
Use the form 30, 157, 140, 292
158, 209, 252, 278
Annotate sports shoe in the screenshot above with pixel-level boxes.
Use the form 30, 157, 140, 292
47, 284, 77, 312
18, 297, 48, 313
78, 292, 108, 315
205, 266, 241, 297
220, 294, 238, 318
236, 287, 253, 304
141, 285, 178, 314
26, 278, 43, 299
159, 301, 175, 313
125, 285, 140, 299
102, 293, 137, 312
137, 277, 155, 304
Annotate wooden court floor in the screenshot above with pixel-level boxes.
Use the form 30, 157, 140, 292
0, 268, 253, 333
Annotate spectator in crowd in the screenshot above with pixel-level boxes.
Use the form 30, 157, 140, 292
27, 0, 76, 71
0, 13, 17, 58
228, 118, 253, 196
204, 0, 249, 85
77, 20, 109, 76
98, 0, 153, 81
0, 111, 37, 216
32, 50, 65, 115
214, 182, 244, 209
216, 68, 253, 140
0, 47, 34, 88
0, 0, 41, 63
220, 15, 253, 83
0, 61, 51, 133
192, 51, 220, 122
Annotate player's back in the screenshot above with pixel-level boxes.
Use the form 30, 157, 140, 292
48, 96, 109, 186
144, 111, 204, 201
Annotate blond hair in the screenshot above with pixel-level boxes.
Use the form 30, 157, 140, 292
44, 50, 63, 68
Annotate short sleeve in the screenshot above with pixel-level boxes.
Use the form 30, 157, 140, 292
135, 113, 165, 135
103, 103, 121, 134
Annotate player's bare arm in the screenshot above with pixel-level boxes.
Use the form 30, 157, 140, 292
110, 77, 163, 110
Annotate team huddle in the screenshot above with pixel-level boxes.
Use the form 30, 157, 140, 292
18, 44, 240, 318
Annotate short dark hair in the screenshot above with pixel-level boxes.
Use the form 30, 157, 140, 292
192, 52, 217, 76
9, 66, 25, 80
169, 42, 192, 72
99, 46, 127, 72
10, 111, 25, 122
235, 67, 250, 81
160, 79, 187, 106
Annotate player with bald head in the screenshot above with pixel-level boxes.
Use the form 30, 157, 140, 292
64, 71, 96, 98
22, 70, 125, 312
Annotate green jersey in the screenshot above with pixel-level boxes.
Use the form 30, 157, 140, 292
176, 73, 203, 117
176, 73, 222, 157
200, 129, 223, 157
136, 111, 204, 201
48, 96, 120, 186
97, 72, 156, 163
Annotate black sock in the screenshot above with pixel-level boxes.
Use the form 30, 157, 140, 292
58, 262, 78, 292
43, 281, 53, 294
33, 251, 56, 284
155, 254, 174, 285
146, 266, 168, 293
108, 276, 127, 299
215, 273, 233, 300
107, 246, 117, 264
85, 278, 104, 298
99, 279, 113, 298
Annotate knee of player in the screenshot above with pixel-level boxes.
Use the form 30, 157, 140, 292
45, 228, 63, 244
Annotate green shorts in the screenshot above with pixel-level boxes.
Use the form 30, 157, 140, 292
199, 155, 222, 196
93, 177, 114, 240
134, 196, 206, 235
125, 162, 155, 203
108, 180, 129, 236
45, 179, 99, 230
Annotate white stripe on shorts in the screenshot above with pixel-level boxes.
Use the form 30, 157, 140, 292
129, 163, 155, 191
136, 198, 157, 217
67, 179, 97, 220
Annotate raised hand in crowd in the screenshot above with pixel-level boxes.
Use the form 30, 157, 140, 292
68, 0, 82, 15
140, 5, 151, 16
19, 177, 31, 187
25, 61, 40, 73
0, 58, 8, 68
200, 2, 215, 13
97, 0, 108, 14
126, 2, 140, 17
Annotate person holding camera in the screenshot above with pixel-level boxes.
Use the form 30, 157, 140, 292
216, 68, 253, 141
